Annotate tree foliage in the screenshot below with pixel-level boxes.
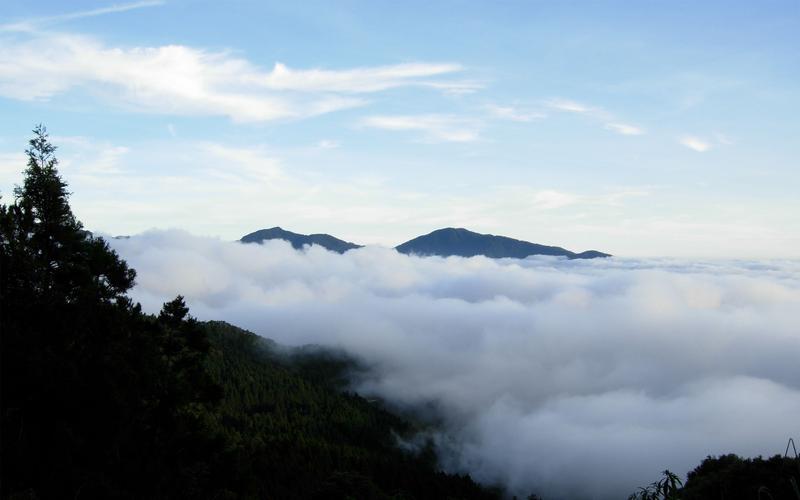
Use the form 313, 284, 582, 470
680, 453, 800, 500
628, 470, 682, 500
0, 127, 500, 499
0, 126, 227, 498
629, 453, 800, 500
202, 320, 500, 499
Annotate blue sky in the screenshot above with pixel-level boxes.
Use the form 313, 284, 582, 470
0, 0, 798, 257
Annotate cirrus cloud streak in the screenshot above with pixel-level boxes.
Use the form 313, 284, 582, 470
0, 30, 474, 122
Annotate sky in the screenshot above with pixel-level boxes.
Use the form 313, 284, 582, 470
1, 0, 798, 257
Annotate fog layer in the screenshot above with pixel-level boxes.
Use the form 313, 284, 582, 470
111, 231, 800, 499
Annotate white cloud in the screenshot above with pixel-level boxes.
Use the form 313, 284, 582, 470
485, 104, 545, 122
0, 31, 472, 122
530, 189, 580, 209
199, 143, 285, 182
679, 136, 712, 152
546, 99, 646, 138
261, 62, 475, 94
110, 231, 800, 500
0, 1, 163, 32
44, 136, 131, 176
317, 139, 340, 149
714, 132, 733, 146
546, 98, 595, 114
605, 122, 645, 136
425, 81, 483, 96
361, 114, 482, 142
0, 152, 26, 189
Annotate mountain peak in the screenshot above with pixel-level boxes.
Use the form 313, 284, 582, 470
240, 227, 362, 254
395, 227, 610, 259
240, 226, 610, 259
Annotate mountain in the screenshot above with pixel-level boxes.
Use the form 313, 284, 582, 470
240, 227, 362, 254
395, 227, 610, 259
201, 320, 500, 499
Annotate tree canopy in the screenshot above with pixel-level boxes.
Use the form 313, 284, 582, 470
0, 126, 226, 497
0, 127, 500, 499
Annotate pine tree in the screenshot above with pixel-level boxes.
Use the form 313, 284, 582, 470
1, 126, 139, 497
2, 124, 135, 303
0, 127, 218, 498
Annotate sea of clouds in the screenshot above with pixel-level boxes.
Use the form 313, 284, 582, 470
110, 230, 800, 499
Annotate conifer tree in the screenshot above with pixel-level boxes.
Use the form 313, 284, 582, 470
0, 127, 216, 498
2, 124, 135, 303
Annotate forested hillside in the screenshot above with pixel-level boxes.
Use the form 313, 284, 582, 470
0, 126, 498, 499
202, 320, 499, 499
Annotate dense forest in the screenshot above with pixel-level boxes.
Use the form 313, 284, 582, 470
1, 127, 798, 499
0, 126, 498, 498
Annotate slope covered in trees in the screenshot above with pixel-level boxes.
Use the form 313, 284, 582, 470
0, 126, 497, 498
202, 320, 499, 499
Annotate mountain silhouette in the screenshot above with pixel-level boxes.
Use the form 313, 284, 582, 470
240, 227, 363, 254
395, 227, 610, 259
241, 226, 610, 259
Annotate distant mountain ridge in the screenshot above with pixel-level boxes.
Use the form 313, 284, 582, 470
395, 228, 610, 259
240, 227, 363, 254
240, 226, 610, 259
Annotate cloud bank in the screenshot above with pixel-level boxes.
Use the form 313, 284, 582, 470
110, 231, 800, 499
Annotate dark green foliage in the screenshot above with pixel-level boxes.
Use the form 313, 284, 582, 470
630, 453, 800, 500
1, 126, 226, 498
680, 454, 800, 500
628, 470, 682, 500
1, 127, 498, 499
202, 320, 499, 499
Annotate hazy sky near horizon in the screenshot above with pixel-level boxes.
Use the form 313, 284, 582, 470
1, 0, 798, 257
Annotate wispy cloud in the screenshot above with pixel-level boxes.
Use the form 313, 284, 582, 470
261, 62, 478, 94
1, 1, 164, 32
484, 104, 545, 122
317, 139, 340, 149
530, 189, 580, 209
546, 98, 645, 136
0, 152, 26, 188
495, 186, 649, 212
200, 143, 284, 183
679, 136, 712, 152
49, 135, 131, 176
0, 30, 474, 122
713, 132, 733, 146
605, 122, 645, 136
545, 98, 597, 115
361, 114, 481, 143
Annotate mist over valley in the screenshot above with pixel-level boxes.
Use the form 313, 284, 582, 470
111, 231, 800, 499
